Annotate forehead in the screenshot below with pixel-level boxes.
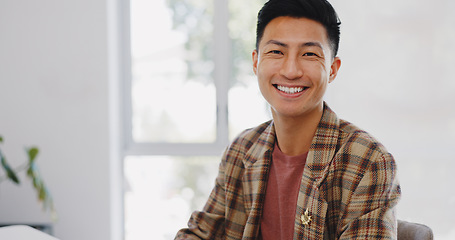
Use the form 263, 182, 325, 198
259, 16, 329, 49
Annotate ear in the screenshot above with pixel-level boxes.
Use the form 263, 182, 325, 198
252, 50, 258, 76
329, 57, 341, 83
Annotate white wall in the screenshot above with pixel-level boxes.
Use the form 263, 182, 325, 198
0, 0, 121, 239
328, 1, 455, 238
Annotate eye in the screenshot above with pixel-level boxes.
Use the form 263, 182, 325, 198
303, 52, 318, 57
267, 50, 283, 55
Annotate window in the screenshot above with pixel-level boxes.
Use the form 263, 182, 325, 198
123, 0, 268, 239
122, 0, 455, 239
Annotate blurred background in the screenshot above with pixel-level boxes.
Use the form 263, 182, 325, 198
1, 0, 454, 239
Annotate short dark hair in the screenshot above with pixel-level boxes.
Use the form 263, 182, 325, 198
256, 0, 341, 57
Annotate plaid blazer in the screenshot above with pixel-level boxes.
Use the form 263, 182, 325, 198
176, 104, 401, 239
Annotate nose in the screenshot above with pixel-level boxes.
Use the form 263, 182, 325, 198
280, 56, 303, 80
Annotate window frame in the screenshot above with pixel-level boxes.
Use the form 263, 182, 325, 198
122, 0, 231, 156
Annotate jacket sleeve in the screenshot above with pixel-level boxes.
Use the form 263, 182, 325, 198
174, 151, 228, 239
338, 151, 401, 239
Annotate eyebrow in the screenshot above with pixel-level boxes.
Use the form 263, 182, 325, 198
264, 40, 323, 49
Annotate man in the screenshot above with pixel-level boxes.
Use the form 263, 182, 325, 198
176, 0, 401, 239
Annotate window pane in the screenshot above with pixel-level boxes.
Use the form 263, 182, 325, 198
124, 156, 219, 240
130, 0, 216, 143
228, 0, 270, 139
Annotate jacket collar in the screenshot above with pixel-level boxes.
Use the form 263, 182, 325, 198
307, 103, 340, 186
243, 120, 276, 169
242, 102, 340, 174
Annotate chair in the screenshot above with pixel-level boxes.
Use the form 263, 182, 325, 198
0, 225, 58, 240
398, 220, 434, 240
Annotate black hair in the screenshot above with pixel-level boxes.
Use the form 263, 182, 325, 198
256, 0, 341, 57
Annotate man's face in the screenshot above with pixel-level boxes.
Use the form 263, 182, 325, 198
253, 17, 341, 120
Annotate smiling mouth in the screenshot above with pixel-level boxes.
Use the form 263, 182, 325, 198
273, 84, 308, 94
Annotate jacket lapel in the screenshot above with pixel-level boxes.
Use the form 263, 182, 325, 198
241, 121, 275, 239
295, 104, 340, 239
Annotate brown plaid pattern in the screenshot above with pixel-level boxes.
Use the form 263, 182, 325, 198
176, 104, 401, 239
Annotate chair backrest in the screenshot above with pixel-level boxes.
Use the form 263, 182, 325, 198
0, 225, 59, 240
398, 220, 433, 240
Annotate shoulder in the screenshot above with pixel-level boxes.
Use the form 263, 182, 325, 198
319, 104, 391, 162
222, 120, 275, 164
337, 119, 394, 167
228, 120, 274, 152
339, 119, 387, 151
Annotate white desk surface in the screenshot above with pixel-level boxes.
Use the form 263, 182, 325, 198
0, 225, 58, 240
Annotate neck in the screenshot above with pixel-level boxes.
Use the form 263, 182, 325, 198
272, 105, 324, 156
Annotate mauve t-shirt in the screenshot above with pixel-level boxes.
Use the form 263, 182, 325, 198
260, 143, 308, 240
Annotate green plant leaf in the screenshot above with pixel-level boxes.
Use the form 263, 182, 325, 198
0, 153, 20, 184
27, 163, 38, 187
25, 159, 55, 214
0, 138, 55, 218
27, 147, 39, 164
39, 183, 46, 200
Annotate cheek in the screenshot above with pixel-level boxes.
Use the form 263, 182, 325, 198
256, 61, 274, 83
307, 62, 330, 81
256, 70, 274, 102
257, 73, 270, 95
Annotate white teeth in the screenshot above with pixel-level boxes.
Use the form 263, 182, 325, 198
277, 85, 304, 94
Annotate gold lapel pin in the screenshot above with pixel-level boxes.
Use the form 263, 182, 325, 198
301, 209, 312, 226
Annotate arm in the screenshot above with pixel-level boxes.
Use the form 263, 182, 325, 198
339, 152, 401, 239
